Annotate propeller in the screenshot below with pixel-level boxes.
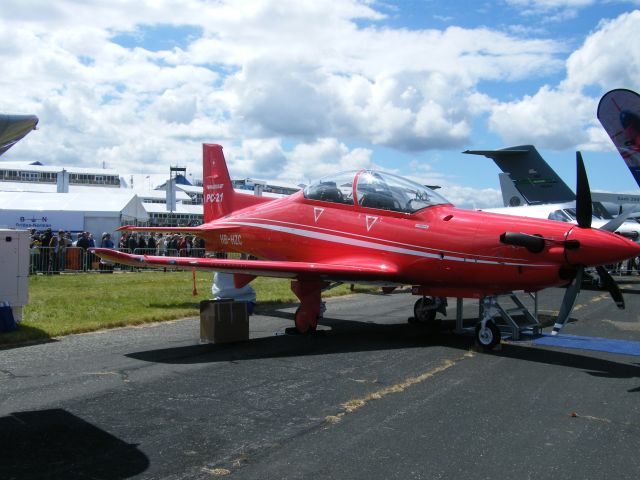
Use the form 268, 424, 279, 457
575, 151, 592, 229
552, 266, 583, 335
595, 266, 624, 309
551, 152, 629, 335
600, 207, 639, 233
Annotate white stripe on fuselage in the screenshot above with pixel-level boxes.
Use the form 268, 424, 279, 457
218, 218, 556, 268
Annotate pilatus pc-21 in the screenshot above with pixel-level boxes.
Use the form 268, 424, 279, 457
92, 144, 640, 349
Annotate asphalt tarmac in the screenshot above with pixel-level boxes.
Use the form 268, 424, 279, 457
2, 284, 640, 479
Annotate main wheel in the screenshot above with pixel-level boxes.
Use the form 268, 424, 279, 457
414, 297, 437, 323
293, 307, 318, 334
475, 321, 500, 350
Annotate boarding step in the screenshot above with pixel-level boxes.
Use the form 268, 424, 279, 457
506, 307, 526, 314
492, 292, 541, 340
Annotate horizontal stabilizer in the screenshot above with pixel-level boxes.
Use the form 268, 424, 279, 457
117, 225, 204, 234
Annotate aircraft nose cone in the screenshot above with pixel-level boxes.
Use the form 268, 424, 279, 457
565, 227, 640, 266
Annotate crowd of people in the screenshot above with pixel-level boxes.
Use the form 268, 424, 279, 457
28, 228, 206, 273
118, 232, 206, 257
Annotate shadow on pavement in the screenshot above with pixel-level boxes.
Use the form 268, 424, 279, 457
0, 409, 149, 479
126, 313, 640, 393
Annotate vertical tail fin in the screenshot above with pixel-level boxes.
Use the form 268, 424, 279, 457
498, 172, 527, 207
203, 144, 235, 222
202, 144, 271, 223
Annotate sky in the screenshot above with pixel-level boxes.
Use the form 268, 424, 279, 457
1, 0, 639, 208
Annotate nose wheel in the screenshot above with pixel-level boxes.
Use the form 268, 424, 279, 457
475, 296, 501, 351
475, 321, 500, 350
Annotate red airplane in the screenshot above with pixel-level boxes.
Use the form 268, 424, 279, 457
91, 144, 640, 349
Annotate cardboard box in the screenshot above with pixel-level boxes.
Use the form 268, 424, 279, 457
200, 299, 249, 343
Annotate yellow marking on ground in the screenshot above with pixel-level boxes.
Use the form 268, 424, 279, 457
602, 319, 640, 331
325, 351, 474, 424
350, 378, 379, 384
573, 293, 608, 312
581, 415, 612, 423
571, 413, 612, 424
231, 454, 248, 467
203, 467, 231, 476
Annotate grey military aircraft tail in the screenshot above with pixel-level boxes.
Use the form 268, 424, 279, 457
464, 145, 576, 205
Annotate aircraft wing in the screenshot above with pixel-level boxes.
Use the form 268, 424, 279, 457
90, 248, 398, 283
0, 114, 39, 156
117, 225, 204, 234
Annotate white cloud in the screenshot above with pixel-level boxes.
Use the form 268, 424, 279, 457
0, 0, 566, 179
286, 138, 374, 182
563, 10, 640, 91
440, 185, 503, 209
505, 0, 595, 21
5, 0, 635, 207
489, 10, 640, 152
488, 86, 595, 149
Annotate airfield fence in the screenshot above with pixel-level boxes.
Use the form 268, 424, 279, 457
29, 247, 208, 274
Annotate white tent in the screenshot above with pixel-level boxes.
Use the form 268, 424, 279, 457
0, 191, 147, 240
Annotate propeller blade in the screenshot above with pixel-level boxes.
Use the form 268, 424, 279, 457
551, 266, 584, 335
595, 266, 625, 309
575, 152, 592, 229
600, 207, 639, 233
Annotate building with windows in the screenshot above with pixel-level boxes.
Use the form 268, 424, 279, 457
0, 161, 120, 187
0, 160, 301, 233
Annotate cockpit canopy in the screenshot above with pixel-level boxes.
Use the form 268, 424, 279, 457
303, 170, 450, 214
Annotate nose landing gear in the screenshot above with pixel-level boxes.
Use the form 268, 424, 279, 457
475, 297, 501, 351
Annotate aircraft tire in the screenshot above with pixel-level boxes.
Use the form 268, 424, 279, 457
414, 297, 437, 323
475, 321, 500, 351
294, 307, 318, 334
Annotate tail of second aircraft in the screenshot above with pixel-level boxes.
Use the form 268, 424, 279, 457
202, 144, 272, 223
597, 89, 640, 188
464, 145, 576, 205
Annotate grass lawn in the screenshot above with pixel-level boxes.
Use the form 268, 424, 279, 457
0, 271, 374, 346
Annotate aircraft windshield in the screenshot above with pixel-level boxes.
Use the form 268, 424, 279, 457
303, 170, 450, 213
303, 171, 356, 205
565, 206, 614, 221
356, 171, 449, 213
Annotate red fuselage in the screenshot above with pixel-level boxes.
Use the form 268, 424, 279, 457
193, 191, 640, 298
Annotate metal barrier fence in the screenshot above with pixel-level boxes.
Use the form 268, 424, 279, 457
29, 247, 209, 273
30, 247, 131, 274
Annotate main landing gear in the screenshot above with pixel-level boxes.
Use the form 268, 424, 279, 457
286, 280, 328, 335
409, 296, 447, 332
